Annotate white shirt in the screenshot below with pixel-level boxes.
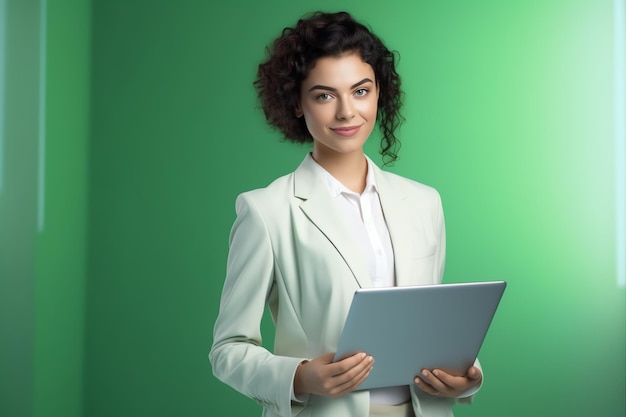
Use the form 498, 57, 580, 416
315, 156, 411, 406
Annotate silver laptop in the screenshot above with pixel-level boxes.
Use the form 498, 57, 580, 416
333, 281, 506, 390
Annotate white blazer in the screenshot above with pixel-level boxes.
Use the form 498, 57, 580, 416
210, 154, 476, 417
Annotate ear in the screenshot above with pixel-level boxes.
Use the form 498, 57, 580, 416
295, 103, 303, 118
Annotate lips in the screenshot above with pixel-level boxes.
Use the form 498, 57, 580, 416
331, 125, 362, 137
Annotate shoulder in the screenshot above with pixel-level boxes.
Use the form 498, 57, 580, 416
235, 172, 295, 215
376, 168, 442, 204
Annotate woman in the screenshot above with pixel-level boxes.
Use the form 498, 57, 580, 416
209, 11, 482, 417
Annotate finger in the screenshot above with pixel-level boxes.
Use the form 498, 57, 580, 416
328, 352, 369, 377
419, 368, 483, 399
467, 366, 482, 381
330, 360, 373, 397
414, 376, 441, 397
331, 354, 374, 386
430, 368, 481, 391
417, 370, 453, 395
428, 369, 463, 390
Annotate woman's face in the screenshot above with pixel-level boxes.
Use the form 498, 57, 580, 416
297, 52, 379, 160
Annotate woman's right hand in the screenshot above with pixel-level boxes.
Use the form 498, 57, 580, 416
293, 352, 374, 398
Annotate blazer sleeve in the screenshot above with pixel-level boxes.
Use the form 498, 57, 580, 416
209, 193, 304, 417
433, 189, 446, 284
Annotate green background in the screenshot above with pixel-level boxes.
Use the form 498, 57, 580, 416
1, 0, 624, 416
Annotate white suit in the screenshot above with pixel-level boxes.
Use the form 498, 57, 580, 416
210, 154, 478, 417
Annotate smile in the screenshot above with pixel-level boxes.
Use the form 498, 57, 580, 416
330, 125, 362, 137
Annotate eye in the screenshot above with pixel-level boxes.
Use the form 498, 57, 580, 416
354, 88, 368, 97
316, 93, 333, 102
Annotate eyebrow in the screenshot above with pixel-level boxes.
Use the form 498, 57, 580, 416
308, 78, 374, 93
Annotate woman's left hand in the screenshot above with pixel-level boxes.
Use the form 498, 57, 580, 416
414, 366, 482, 398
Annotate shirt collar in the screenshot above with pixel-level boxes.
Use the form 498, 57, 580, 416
310, 153, 378, 197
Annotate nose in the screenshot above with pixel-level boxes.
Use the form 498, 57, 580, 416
336, 98, 355, 120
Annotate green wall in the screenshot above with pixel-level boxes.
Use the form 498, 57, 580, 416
0, 1, 90, 417
87, 1, 624, 416
1, 1, 624, 417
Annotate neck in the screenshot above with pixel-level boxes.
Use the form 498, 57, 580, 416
311, 150, 368, 194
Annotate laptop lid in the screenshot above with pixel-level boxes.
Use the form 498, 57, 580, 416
333, 281, 506, 390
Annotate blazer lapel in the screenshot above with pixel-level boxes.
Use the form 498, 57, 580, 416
372, 165, 415, 287
293, 155, 372, 288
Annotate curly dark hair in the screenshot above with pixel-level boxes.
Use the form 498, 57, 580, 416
254, 11, 404, 163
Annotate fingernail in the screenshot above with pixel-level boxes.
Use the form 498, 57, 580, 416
414, 378, 421, 384
421, 370, 428, 377
433, 370, 439, 376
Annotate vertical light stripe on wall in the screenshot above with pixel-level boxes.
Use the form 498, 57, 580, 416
38, 0, 47, 232
616, 0, 625, 288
